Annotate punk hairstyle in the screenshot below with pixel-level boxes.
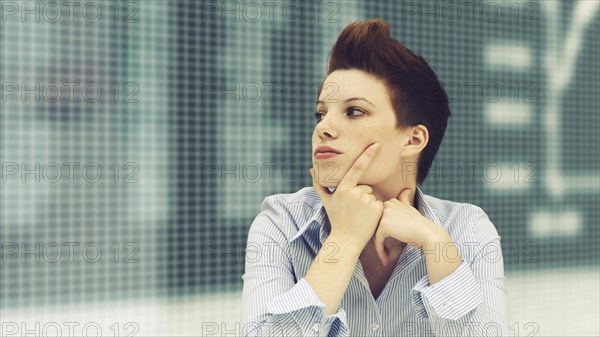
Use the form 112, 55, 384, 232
319, 18, 451, 185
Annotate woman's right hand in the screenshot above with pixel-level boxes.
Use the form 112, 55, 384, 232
310, 142, 384, 250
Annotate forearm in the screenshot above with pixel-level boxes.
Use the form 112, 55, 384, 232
304, 233, 362, 315
414, 233, 507, 336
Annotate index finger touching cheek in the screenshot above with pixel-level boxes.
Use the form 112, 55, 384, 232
337, 142, 380, 190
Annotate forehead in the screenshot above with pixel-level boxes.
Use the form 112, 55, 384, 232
318, 69, 390, 105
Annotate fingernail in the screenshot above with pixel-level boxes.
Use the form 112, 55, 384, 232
372, 143, 380, 150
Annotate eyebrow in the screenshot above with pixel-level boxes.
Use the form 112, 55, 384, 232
316, 97, 376, 108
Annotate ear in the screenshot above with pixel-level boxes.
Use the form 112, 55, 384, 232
401, 125, 429, 158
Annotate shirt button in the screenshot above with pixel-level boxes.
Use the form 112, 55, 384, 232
371, 322, 380, 331
311, 323, 320, 332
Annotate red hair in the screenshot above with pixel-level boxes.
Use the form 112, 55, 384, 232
320, 18, 451, 185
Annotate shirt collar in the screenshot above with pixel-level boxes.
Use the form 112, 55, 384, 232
288, 186, 441, 245
288, 195, 329, 244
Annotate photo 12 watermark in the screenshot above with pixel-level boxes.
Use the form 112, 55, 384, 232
200, 81, 322, 103
1, 82, 139, 104
198, 80, 538, 104
203, 320, 301, 337
198, 1, 339, 23
201, 320, 538, 336
198, 161, 539, 185
204, 239, 538, 265
398, 320, 538, 336
0, 1, 140, 24
1, 242, 140, 264
396, 1, 539, 24
1, 321, 139, 337
0, 162, 140, 184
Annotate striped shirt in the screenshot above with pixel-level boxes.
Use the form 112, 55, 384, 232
241, 186, 508, 336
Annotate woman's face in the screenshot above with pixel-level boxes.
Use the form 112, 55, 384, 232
312, 69, 415, 188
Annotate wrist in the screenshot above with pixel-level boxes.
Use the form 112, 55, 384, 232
327, 232, 365, 257
416, 221, 451, 249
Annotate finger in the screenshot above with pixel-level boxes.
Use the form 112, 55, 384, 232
310, 168, 331, 204
383, 199, 399, 209
338, 143, 380, 190
354, 184, 373, 195
398, 188, 412, 205
373, 227, 389, 266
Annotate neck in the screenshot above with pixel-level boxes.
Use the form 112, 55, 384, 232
370, 179, 418, 207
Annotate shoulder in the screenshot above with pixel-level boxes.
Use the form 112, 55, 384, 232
248, 187, 322, 241
422, 192, 500, 249
260, 186, 322, 214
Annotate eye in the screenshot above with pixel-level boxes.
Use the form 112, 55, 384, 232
313, 111, 324, 122
346, 107, 367, 117
313, 107, 366, 123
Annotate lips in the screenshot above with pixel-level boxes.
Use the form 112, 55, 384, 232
314, 152, 339, 159
314, 146, 342, 156
313, 146, 342, 160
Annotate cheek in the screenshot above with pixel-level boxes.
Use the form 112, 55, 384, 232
365, 155, 391, 178
368, 147, 400, 174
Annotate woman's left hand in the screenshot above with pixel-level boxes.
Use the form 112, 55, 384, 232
373, 189, 442, 266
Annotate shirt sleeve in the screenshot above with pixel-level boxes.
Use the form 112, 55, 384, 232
411, 209, 509, 337
241, 197, 350, 337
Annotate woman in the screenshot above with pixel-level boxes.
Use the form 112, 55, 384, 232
241, 18, 508, 336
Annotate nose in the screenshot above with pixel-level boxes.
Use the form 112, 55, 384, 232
315, 113, 338, 139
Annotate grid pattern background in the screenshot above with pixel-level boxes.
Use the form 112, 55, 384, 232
1, 0, 598, 335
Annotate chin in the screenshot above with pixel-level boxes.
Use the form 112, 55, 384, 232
316, 179, 339, 189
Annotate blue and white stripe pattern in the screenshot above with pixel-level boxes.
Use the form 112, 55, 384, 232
241, 186, 508, 336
